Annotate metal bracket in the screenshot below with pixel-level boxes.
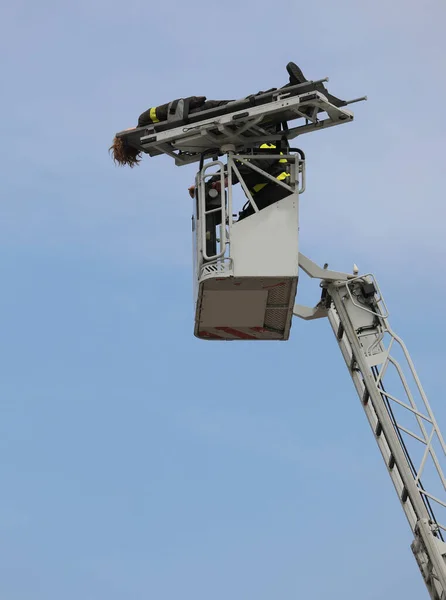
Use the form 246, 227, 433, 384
293, 253, 354, 321
298, 253, 353, 282
293, 302, 328, 321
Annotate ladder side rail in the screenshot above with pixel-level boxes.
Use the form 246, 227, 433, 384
325, 296, 421, 529
327, 280, 446, 599
385, 327, 446, 455
341, 277, 446, 519
380, 351, 446, 497
344, 276, 446, 460
328, 281, 436, 528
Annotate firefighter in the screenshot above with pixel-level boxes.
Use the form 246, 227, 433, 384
188, 143, 291, 221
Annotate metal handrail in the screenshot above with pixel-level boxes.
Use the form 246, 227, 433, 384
200, 161, 227, 261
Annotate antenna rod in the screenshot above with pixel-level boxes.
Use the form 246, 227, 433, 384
345, 96, 368, 105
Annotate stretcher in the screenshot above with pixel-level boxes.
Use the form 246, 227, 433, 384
115, 77, 366, 166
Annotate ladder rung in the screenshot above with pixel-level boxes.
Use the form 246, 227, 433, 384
362, 389, 370, 405
401, 487, 408, 503
350, 354, 357, 371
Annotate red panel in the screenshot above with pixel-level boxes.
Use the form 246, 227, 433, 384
199, 331, 225, 340
215, 327, 259, 340
262, 281, 286, 289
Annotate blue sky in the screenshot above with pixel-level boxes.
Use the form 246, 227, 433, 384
1, 0, 446, 598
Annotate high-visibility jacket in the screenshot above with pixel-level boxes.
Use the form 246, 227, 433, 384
249, 144, 290, 194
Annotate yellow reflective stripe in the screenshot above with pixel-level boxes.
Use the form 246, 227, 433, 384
249, 144, 290, 194
260, 143, 287, 163
252, 182, 268, 193
251, 172, 290, 194
149, 107, 159, 123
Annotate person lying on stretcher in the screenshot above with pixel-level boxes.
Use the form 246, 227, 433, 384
110, 62, 308, 167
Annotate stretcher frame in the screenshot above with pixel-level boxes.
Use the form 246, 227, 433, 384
115, 78, 366, 166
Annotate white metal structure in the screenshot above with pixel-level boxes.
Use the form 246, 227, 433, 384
194, 234, 446, 593
116, 78, 365, 165
117, 76, 360, 338
138, 89, 352, 165
116, 70, 446, 597
294, 257, 446, 599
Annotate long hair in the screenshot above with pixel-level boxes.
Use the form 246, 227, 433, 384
109, 135, 141, 168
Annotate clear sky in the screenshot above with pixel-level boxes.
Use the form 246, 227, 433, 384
1, 0, 446, 598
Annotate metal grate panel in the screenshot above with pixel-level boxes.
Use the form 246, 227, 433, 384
266, 281, 293, 305
264, 308, 289, 331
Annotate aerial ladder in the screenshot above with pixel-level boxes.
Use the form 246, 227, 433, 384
115, 71, 446, 598
294, 260, 446, 600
